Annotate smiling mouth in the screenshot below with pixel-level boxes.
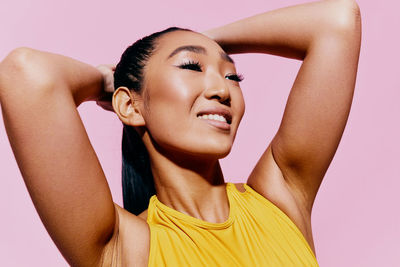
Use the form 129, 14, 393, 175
196, 112, 232, 125
197, 114, 230, 124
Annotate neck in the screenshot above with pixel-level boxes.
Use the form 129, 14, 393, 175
144, 134, 229, 223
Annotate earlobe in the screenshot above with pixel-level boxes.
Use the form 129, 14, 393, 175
112, 87, 146, 126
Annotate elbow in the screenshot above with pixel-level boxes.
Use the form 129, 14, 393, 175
1, 47, 38, 78
0, 47, 55, 98
327, 0, 362, 36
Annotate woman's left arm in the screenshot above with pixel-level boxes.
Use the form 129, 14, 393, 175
205, 0, 361, 213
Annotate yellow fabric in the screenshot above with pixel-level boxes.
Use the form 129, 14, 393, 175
146, 183, 319, 266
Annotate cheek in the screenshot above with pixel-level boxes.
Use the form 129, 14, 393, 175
143, 75, 200, 142
147, 72, 200, 109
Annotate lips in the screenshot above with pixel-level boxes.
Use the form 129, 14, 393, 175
199, 117, 231, 131
196, 107, 232, 124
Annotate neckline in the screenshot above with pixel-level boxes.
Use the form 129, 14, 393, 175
151, 183, 236, 230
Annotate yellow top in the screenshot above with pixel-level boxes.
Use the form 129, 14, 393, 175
146, 182, 318, 266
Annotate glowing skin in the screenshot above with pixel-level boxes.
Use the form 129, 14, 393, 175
0, 1, 361, 265
138, 31, 245, 161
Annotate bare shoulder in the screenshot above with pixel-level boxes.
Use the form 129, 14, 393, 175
101, 204, 150, 267
233, 183, 246, 193
138, 209, 149, 220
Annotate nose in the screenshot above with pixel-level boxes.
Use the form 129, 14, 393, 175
204, 72, 231, 106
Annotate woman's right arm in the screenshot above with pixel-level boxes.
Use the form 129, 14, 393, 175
0, 47, 118, 266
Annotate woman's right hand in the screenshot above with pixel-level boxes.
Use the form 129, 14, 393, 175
96, 64, 116, 112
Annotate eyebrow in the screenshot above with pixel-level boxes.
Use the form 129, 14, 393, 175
167, 45, 235, 64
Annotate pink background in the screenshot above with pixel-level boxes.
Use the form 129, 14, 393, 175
0, 0, 398, 266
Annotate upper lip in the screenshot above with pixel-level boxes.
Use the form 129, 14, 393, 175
196, 106, 233, 124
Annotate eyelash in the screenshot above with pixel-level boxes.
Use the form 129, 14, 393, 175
178, 60, 244, 82
179, 60, 202, 72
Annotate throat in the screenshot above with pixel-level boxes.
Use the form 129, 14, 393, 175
156, 182, 231, 224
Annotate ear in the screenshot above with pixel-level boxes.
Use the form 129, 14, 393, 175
112, 87, 146, 126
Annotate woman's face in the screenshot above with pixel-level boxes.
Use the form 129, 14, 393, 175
140, 30, 245, 159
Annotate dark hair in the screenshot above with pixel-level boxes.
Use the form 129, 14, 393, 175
114, 27, 192, 215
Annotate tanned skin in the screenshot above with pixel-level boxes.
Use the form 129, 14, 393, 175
0, 0, 361, 266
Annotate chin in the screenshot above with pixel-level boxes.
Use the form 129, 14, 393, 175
215, 150, 231, 159
200, 138, 235, 157
193, 143, 233, 159
151, 134, 234, 161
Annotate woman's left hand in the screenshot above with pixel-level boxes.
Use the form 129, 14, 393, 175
96, 64, 115, 112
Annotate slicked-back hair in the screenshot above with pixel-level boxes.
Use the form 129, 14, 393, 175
114, 27, 192, 215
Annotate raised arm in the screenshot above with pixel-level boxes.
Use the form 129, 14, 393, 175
0, 48, 117, 266
205, 0, 361, 213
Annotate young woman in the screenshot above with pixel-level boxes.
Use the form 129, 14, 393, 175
0, 0, 361, 266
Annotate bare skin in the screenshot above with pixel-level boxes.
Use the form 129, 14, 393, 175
0, 0, 361, 266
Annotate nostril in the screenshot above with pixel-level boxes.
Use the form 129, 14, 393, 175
210, 95, 231, 107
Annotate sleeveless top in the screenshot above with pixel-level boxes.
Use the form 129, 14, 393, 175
146, 183, 319, 266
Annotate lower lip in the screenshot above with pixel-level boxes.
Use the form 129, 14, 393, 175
198, 117, 231, 131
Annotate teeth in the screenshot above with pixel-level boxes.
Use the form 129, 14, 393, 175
198, 114, 227, 123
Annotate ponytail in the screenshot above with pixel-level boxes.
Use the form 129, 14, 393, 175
121, 124, 155, 215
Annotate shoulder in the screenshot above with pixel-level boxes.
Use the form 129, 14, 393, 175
233, 183, 246, 193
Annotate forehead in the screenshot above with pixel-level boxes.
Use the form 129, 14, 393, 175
154, 30, 226, 59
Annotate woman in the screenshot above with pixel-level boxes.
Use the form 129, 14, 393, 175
0, 0, 361, 266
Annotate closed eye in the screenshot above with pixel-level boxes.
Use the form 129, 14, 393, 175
225, 73, 244, 82
178, 60, 202, 72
